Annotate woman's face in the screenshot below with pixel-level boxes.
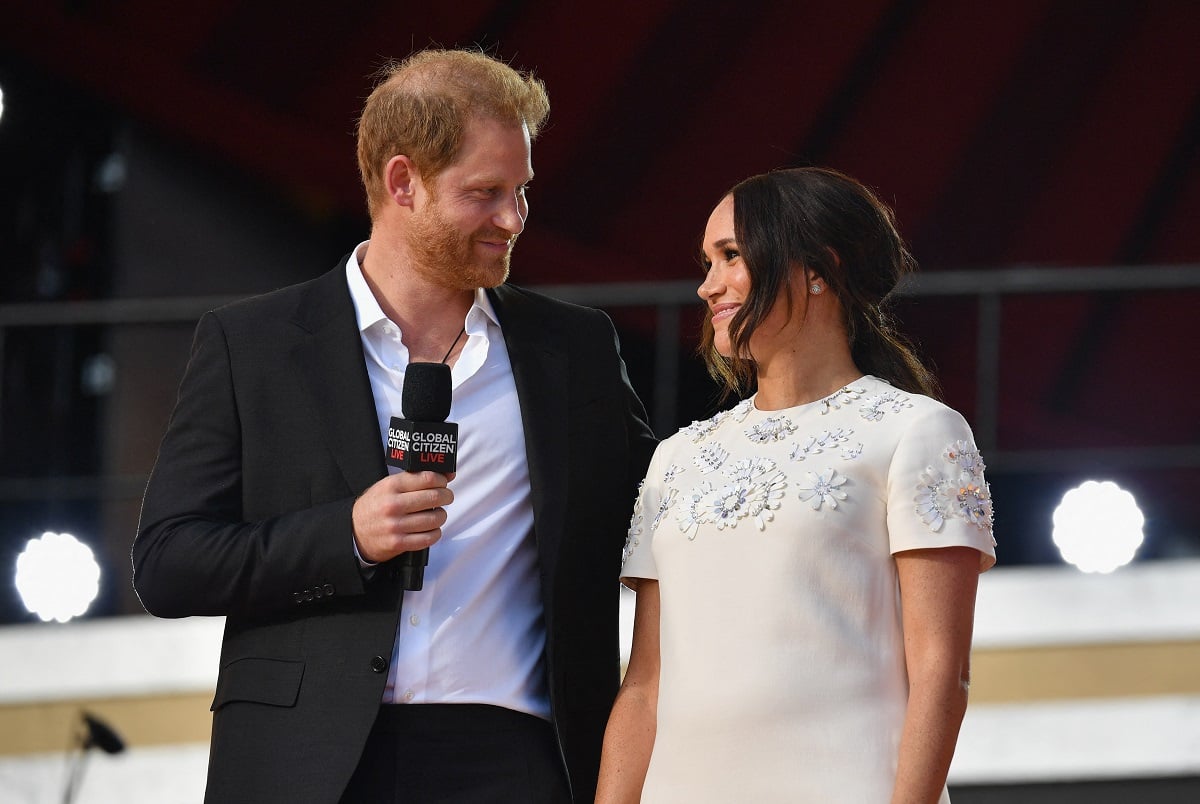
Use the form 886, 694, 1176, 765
697, 196, 746, 358
698, 195, 799, 360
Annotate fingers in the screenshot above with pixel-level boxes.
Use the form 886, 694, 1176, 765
352, 472, 456, 563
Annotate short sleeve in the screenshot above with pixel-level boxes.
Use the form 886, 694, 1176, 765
620, 444, 674, 585
886, 405, 997, 571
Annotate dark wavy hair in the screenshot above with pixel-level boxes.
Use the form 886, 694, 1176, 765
699, 167, 939, 399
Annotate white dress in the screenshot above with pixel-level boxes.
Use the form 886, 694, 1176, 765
621, 376, 996, 803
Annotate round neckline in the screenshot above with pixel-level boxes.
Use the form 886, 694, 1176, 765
749, 375, 872, 414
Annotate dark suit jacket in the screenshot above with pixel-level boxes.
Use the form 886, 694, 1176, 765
132, 263, 656, 803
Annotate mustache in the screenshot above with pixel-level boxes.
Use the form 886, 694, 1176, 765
475, 229, 517, 245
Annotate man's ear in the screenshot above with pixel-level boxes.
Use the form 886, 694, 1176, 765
384, 155, 418, 209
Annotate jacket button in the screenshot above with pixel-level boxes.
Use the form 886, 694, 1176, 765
369, 656, 388, 673
293, 592, 303, 604
323, 583, 336, 596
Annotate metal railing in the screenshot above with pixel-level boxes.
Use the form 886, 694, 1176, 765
2, 264, 1200, 503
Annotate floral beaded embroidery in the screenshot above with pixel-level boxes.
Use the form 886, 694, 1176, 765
790, 428, 855, 462
621, 485, 646, 564
694, 443, 729, 475
797, 468, 849, 510
680, 401, 749, 443
650, 487, 678, 533
860, 390, 912, 422
730, 399, 754, 421
682, 418, 720, 443
677, 457, 787, 536
819, 385, 865, 413
914, 440, 994, 535
745, 415, 797, 444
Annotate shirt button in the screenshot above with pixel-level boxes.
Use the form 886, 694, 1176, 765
403, 690, 415, 702
369, 656, 387, 673
409, 614, 420, 626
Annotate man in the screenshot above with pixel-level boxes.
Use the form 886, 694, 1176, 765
133, 48, 656, 803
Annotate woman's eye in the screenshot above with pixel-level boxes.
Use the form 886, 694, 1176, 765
723, 248, 740, 262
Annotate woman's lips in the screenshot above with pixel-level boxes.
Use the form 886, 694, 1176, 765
711, 303, 739, 323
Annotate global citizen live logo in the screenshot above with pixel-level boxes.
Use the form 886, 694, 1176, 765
386, 418, 458, 472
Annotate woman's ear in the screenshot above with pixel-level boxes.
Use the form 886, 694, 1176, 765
805, 267, 826, 295
807, 248, 841, 294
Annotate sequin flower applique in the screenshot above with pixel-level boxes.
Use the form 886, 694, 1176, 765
694, 443, 729, 475
681, 417, 721, 443
650, 487, 678, 533
680, 401, 747, 443
796, 468, 849, 510
860, 390, 912, 422
914, 440, 994, 536
622, 484, 646, 564
819, 384, 865, 414
790, 428, 855, 462
745, 415, 797, 444
730, 399, 754, 422
678, 457, 787, 536
727, 458, 788, 530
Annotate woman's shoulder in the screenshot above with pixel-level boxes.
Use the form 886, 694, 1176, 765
857, 375, 968, 423
667, 398, 756, 444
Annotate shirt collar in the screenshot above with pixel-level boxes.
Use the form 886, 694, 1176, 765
345, 241, 502, 336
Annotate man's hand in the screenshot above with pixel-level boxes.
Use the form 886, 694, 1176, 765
351, 472, 455, 563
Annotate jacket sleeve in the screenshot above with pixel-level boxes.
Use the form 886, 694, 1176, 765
609, 316, 658, 507
132, 311, 369, 620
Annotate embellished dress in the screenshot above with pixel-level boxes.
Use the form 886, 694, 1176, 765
621, 375, 996, 803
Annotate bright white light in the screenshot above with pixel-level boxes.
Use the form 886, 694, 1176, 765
0, 83, 5, 126
1052, 481, 1144, 573
15, 531, 101, 623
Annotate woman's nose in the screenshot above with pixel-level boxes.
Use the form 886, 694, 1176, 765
698, 266, 722, 300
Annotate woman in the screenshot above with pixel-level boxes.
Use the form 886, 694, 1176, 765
597, 167, 996, 803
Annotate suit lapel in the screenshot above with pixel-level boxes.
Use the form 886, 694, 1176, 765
291, 266, 386, 495
489, 285, 568, 577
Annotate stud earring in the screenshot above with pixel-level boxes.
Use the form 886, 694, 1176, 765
810, 284, 822, 294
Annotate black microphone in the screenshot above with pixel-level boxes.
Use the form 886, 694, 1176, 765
385, 362, 458, 591
82, 712, 125, 755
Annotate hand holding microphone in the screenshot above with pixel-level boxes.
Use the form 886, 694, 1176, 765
351, 362, 459, 589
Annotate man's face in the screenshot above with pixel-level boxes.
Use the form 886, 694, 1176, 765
406, 116, 534, 290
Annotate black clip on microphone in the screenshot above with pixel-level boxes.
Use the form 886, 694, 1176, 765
385, 362, 458, 591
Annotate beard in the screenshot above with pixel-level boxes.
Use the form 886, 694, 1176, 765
406, 199, 515, 291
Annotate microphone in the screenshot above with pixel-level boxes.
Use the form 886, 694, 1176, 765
385, 362, 458, 590
82, 712, 126, 755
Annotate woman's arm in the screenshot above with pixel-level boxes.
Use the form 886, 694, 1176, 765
596, 579, 661, 803
891, 546, 981, 804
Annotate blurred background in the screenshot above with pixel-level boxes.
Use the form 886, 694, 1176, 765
1, 1, 1198, 802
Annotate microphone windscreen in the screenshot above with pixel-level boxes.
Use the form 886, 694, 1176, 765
402, 362, 452, 422
83, 712, 126, 754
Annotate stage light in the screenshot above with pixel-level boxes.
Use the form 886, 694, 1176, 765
0, 83, 5, 126
14, 531, 101, 622
1052, 480, 1144, 573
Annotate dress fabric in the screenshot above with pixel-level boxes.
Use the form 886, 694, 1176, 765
621, 375, 996, 803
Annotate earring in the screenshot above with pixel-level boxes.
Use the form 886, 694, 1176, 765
810, 284, 822, 294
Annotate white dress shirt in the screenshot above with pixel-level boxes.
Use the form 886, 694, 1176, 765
346, 244, 550, 720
